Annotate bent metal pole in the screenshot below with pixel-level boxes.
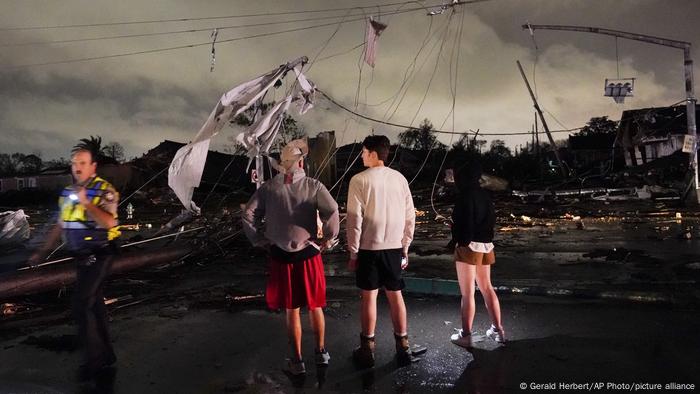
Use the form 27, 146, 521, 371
522, 23, 697, 203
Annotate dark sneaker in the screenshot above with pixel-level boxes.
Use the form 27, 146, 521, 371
284, 358, 306, 376
315, 349, 330, 366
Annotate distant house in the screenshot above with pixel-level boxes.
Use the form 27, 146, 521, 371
0, 163, 143, 194
568, 133, 623, 170
307, 131, 337, 187
0, 167, 71, 193
617, 105, 699, 166
136, 140, 250, 190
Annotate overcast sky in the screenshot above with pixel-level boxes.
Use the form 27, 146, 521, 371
1, 0, 698, 160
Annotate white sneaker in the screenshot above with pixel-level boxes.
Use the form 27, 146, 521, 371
486, 325, 506, 343
284, 358, 306, 375
450, 329, 472, 348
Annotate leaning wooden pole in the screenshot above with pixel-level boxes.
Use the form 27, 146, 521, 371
516, 60, 568, 178
0, 246, 192, 299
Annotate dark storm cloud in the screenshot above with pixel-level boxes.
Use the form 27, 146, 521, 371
0, 69, 209, 127
1, 0, 698, 157
0, 127, 78, 159
471, 0, 700, 88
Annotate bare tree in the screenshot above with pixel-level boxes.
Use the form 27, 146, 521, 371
102, 142, 125, 163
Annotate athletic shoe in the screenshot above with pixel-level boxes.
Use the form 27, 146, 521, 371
284, 358, 306, 375
315, 349, 330, 366
486, 325, 506, 343
450, 329, 473, 348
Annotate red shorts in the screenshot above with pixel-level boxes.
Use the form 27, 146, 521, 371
266, 253, 326, 310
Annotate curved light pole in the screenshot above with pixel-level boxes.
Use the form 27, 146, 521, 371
522, 24, 697, 202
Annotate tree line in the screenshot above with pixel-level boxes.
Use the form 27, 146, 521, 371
0, 136, 126, 177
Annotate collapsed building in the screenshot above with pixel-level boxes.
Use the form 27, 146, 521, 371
617, 105, 700, 167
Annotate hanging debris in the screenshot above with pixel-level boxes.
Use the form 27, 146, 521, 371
364, 17, 388, 68
209, 28, 219, 72
168, 56, 311, 212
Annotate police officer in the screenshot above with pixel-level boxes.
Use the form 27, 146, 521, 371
29, 144, 121, 381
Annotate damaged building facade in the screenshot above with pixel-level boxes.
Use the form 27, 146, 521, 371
617, 105, 700, 167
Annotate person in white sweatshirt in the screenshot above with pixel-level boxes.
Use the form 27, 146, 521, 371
346, 135, 426, 368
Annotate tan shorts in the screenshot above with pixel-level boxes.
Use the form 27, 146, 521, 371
454, 245, 495, 265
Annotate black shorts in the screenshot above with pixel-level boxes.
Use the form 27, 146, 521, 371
355, 249, 405, 291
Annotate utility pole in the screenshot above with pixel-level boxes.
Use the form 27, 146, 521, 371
522, 24, 697, 202
516, 60, 568, 177
534, 112, 540, 155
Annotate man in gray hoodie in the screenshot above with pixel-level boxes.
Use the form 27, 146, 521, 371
242, 139, 339, 376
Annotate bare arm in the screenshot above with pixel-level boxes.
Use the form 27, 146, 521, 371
316, 183, 340, 244
241, 189, 268, 247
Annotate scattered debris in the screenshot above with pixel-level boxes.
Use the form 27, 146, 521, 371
104, 294, 134, 305
479, 174, 509, 191
227, 294, 264, 302
0, 209, 30, 246
1, 302, 38, 316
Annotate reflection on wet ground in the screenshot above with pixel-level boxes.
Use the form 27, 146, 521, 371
4, 285, 697, 393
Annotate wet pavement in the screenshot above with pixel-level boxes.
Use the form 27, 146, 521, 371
0, 271, 698, 393
2, 198, 700, 392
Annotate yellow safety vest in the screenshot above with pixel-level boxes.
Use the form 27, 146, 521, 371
59, 176, 121, 250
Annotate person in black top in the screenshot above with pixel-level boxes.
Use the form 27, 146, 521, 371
449, 162, 506, 348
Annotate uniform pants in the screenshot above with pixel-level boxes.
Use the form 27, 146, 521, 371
73, 252, 116, 371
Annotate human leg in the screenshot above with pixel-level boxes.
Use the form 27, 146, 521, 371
455, 261, 477, 333
352, 290, 378, 368
450, 260, 476, 347
308, 307, 325, 351
286, 308, 303, 360
74, 255, 115, 371
475, 264, 505, 342
384, 289, 407, 336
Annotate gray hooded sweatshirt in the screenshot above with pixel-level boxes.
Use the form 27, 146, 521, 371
241, 169, 339, 252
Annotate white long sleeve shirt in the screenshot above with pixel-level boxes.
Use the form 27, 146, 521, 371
346, 166, 415, 259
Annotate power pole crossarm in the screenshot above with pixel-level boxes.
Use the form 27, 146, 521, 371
522, 24, 690, 49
